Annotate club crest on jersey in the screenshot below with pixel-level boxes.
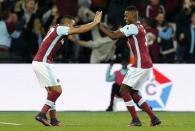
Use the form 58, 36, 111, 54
140, 68, 172, 109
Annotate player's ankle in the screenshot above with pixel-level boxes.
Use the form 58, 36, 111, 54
51, 118, 58, 121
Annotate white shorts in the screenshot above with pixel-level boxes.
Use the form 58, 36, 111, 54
32, 61, 60, 88
122, 67, 152, 90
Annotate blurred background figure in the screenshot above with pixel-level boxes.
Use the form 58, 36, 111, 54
0, 10, 21, 62
176, 11, 195, 63
155, 12, 175, 63
69, 34, 116, 63
73, 6, 116, 63
25, 17, 45, 60
105, 61, 128, 111
42, 4, 60, 31
146, 0, 165, 19
142, 18, 159, 63
188, 11, 195, 62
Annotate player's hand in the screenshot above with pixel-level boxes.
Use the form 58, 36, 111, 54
93, 11, 102, 24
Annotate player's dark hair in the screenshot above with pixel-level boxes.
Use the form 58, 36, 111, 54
56, 15, 76, 24
125, 6, 139, 19
125, 6, 138, 12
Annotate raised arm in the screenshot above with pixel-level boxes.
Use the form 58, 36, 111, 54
99, 24, 138, 40
99, 24, 125, 40
68, 11, 102, 35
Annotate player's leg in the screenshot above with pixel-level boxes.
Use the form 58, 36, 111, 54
35, 88, 52, 126
130, 67, 161, 126
106, 83, 118, 111
49, 106, 64, 126
36, 86, 62, 125
33, 62, 63, 126
119, 84, 141, 127
48, 86, 63, 126
130, 90, 161, 126
131, 89, 155, 118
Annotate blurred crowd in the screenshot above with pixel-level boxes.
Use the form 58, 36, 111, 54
0, 0, 194, 63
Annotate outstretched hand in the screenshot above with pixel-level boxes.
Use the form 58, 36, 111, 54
93, 11, 102, 24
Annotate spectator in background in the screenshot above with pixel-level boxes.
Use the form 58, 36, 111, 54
36, 0, 54, 17
16, 0, 38, 27
105, 61, 128, 111
42, 4, 60, 31
187, 12, 195, 62
69, 31, 116, 63
70, 6, 116, 63
175, 0, 195, 63
175, 0, 195, 25
16, 0, 39, 61
156, 12, 175, 63
146, 0, 165, 19
25, 17, 45, 60
176, 12, 195, 63
142, 18, 159, 63
0, 10, 21, 61
164, 0, 183, 22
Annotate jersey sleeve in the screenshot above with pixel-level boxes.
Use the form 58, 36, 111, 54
119, 24, 138, 37
56, 26, 70, 36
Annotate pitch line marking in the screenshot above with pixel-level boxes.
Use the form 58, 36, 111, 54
0, 122, 23, 126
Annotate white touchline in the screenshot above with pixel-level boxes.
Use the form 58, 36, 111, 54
0, 122, 23, 126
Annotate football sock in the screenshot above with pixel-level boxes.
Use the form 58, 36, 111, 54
132, 94, 155, 119
50, 110, 57, 119
49, 104, 56, 119
41, 91, 61, 114
41, 104, 51, 114
121, 91, 138, 120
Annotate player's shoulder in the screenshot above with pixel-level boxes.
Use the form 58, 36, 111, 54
120, 23, 139, 37
56, 25, 70, 36
122, 24, 138, 31
135, 21, 144, 28
48, 25, 57, 33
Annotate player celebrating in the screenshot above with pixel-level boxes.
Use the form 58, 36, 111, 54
32, 11, 102, 126
99, 6, 161, 127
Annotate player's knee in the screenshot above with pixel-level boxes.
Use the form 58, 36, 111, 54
131, 90, 139, 98
57, 87, 62, 94
49, 85, 62, 94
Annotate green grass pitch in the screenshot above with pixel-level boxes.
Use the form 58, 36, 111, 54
0, 112, 195, 131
